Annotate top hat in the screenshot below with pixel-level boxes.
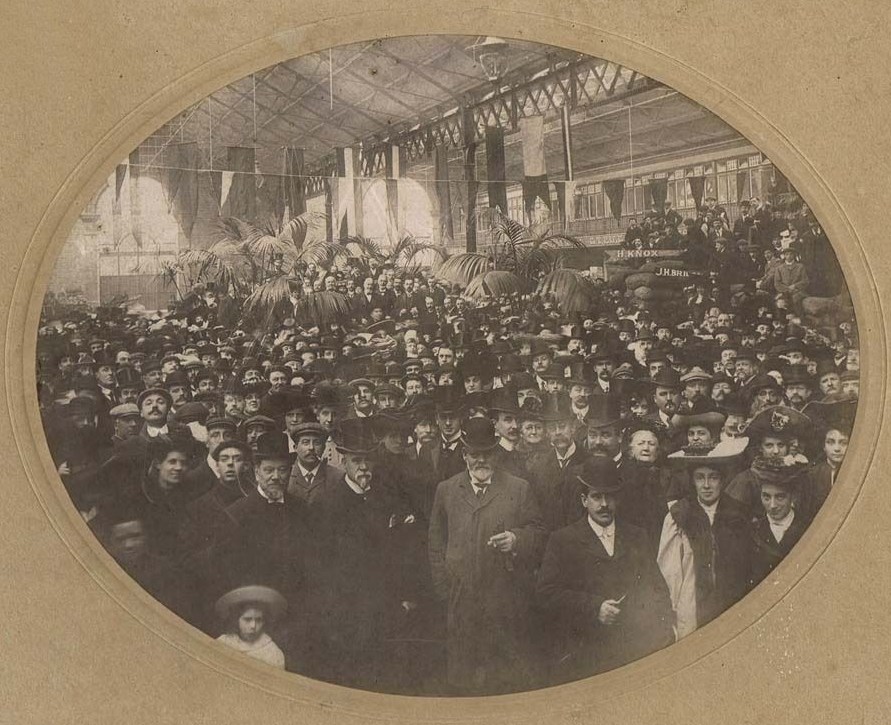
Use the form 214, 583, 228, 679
583, 393, 623, 428
488, 387, 520, 416
566, 362, 596, 388
540, 391, 574, 422
254, 432, 292, 461
333, 418, 378, 455
432, 385, 465, 414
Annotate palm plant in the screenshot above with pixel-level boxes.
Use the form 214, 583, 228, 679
337, 233, 447, 278
436, 211, 586, 305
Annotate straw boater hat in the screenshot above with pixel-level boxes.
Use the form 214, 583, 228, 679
214, 585, 288, 623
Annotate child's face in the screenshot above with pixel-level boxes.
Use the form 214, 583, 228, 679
238, 606, 265, 642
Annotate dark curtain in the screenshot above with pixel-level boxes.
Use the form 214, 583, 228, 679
603, 179, 626, 221
484, 127, 508, 214
385, 146, 400, 242
687, 176, 705, 211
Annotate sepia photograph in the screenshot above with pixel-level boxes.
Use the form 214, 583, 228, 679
34, 34, 860, 697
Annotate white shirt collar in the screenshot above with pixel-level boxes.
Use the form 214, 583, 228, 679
298, 462, 321, 479
498, 438, 515, 452
257, 484, 283, 504
344, 475, 371, 496
587, 516, 616, 555
698, 499, 718, 524
556, 442, 576, 463
768, 509, 795, 542
145, 424, 168, 438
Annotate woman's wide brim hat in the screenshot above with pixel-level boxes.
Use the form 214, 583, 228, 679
666, 436, 749, 468
214, 585, 288, 622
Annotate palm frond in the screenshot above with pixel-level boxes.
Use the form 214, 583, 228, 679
293, 291, 353, 326
340, 235, 386, 261
243, 275, 298, 320
536, 269, 595, 313
465, 271, 527, 299
435, 253, 491, 286
277, 211, 326, 250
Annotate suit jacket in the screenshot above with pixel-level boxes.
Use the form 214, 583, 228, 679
427, 468, 547, 693
527, 446, 589, 531
287, 460, 340, 507
535, 517, 674, 682
419, 437, 466, 483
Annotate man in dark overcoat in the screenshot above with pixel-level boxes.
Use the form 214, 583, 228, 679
535, 458, 674, 685
427, 417, 547, 695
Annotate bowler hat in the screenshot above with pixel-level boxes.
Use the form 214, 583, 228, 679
573, 457, 622, 494
460, 417, 500, 453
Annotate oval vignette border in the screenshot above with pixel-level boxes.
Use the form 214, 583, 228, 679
5, 8, 886, 721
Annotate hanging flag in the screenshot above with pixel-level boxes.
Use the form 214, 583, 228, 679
112, 163, 129, 245
647, 178, 668, 210
484, 127, 508, 214
167, 143, 200, 240
602, 179, 626, 221
284, 147, 306, 217
385, 146, 400, 243
128, 149, 143, 246
687, 176, 705, 211
207, 171, 223, 210
220, 171, 235, 211
434, 145, 454, 243
226, 147, 256, 220
520, 115, 550, 218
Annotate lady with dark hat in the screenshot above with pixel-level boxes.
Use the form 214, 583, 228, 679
747, 459, 811, 589
799, 396, 856, 519
657, 437, 752, 638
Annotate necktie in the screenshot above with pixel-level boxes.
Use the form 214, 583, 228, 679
305, 472, 314, 487
475, 487, 486, 499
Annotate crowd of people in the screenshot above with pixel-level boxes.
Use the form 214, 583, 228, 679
36, 197, 859, 695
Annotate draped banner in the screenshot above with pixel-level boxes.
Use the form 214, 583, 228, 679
283, 147, 306, 218
128, 150, 143, 246
112, 164, 128, 245
520, 115, 550, 216
226, 147, 256, 220
484, 127, 508, 214
737, 170, 749, 201
687, 176, 705, 211
647, 178, 668, 210
464, 141, 478, 253
255, 174, 284, 226
385, 146, 400, 243
166, 143, 199, 240
602, 179, 626, 221
434, 145, 454, 243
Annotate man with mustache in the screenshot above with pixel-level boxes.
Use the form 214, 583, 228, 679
536, 457, 673, 683
428, 417, 547, 695
580, 393, 623, 463
286, 421, 338, 507
489, 387, 528, 480
527, 392, 587, 531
